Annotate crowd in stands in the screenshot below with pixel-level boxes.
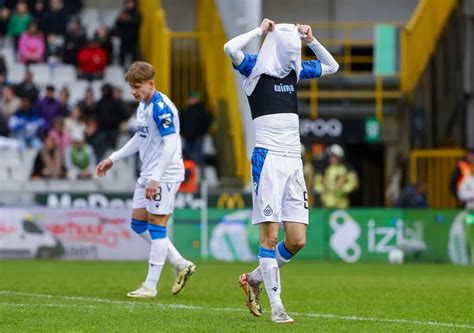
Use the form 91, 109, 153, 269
0, 0, 140, 76
0, 68, 132, 180
0, 1, 216, 187
0, 0, 141, 180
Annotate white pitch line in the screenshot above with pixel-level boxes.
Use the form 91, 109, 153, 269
0, 302, 97, 309
1, 291, 473, 330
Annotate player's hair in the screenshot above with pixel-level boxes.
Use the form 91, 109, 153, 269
124, 61, 156, 85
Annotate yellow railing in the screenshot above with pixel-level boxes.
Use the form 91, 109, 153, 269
197, 0, 248, 181
138, 0, 246, 181
302, 21, 403, 77
401, 0, 458, 94
409, 149, 465, 208
301, 21, 403, 120
169, 32, 205, 110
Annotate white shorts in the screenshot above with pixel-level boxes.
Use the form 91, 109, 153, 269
251, 148, 309, 224
132, 177, 181, 215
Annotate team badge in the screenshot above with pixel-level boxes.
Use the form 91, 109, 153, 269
263, 204, 273, 216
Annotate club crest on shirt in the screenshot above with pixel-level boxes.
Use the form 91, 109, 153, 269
263, 204, 273, 216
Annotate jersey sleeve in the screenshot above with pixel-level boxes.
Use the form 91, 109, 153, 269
299, 60, 322, 80
233, 53, 257, 77
152, 101, 176, 137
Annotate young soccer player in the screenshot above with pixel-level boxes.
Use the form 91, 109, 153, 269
224, 19, 339, 322
96, 61, 196, 298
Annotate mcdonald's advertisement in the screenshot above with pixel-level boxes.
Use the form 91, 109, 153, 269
34, 191, 252, 209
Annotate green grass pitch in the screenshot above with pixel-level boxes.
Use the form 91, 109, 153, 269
0, 260, 473, 332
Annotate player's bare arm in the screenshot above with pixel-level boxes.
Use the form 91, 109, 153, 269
96, 158, 113, 177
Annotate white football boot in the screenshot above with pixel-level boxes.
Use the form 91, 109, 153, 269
271, 306, 294, 323
126, 284, 157, 298
172, 260, 196, 295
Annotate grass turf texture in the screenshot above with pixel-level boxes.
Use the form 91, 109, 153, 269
0, 260, 473, 332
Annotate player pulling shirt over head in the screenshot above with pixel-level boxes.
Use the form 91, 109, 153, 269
224, 19, 339, 323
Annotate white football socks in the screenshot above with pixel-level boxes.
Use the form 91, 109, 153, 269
132, 220, 187, 271
258, 247, 283, 310
143, 225, 169, 292
249, 241, 293, 285
167, 239, 187, 271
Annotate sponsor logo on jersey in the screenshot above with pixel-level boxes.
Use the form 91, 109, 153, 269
137, 125, 149, 138
158, 114, 172, 128
274, 83, 295, 94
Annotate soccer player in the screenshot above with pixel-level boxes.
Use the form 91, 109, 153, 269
224, 19, 339, 323
96, 61, 196, 298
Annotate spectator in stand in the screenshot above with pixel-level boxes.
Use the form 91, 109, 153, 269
94, 26, 113, 65
180, 91, 212, 167
1, 85, 21, 120
450, 148, 474, 204
18, 21, 45, 64
2, 1, 17, 10
48, 115, 70, 152
0, 113, 9, 136
0, 55, 6, 78
58, 86, 71, 115
308, 143, 326, 207
0, 7, 10, 44
77, 38, 108, 81
62, 16, 86, 65
36, 85, 63, 132
113, 85, 131, 116
0, 55, 8, 81
395, 181, 428, 208
458, 163, 474, 209
62, 0, 82, 17
8, 96, 44, 148
15, 69, 39, 102
31, 133, 64, 179
0, 73, 7, 94
84, 116, 107, 160
44, 32, 63, 65
77, 86, 95, 118
64, 104, 85, 134
115, 0, 140, 67
40, 0, 66, 36
95, 83, 128, 149
314, 144, 359, 209
30, 0, 46, 23
64, 128, 96, 180
6, 1, 31, 51
180, 154, 199, 193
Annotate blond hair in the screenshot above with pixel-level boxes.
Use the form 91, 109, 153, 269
124, 61, 156, 85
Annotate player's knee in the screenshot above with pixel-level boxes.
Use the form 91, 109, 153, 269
148, 214, 167, 226
131, 219, 148, 234
287, 238, 306, 252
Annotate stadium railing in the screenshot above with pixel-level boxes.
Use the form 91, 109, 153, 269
409, 149, 465, 208
298, 21, 404, 121
138, 0, 248, 183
